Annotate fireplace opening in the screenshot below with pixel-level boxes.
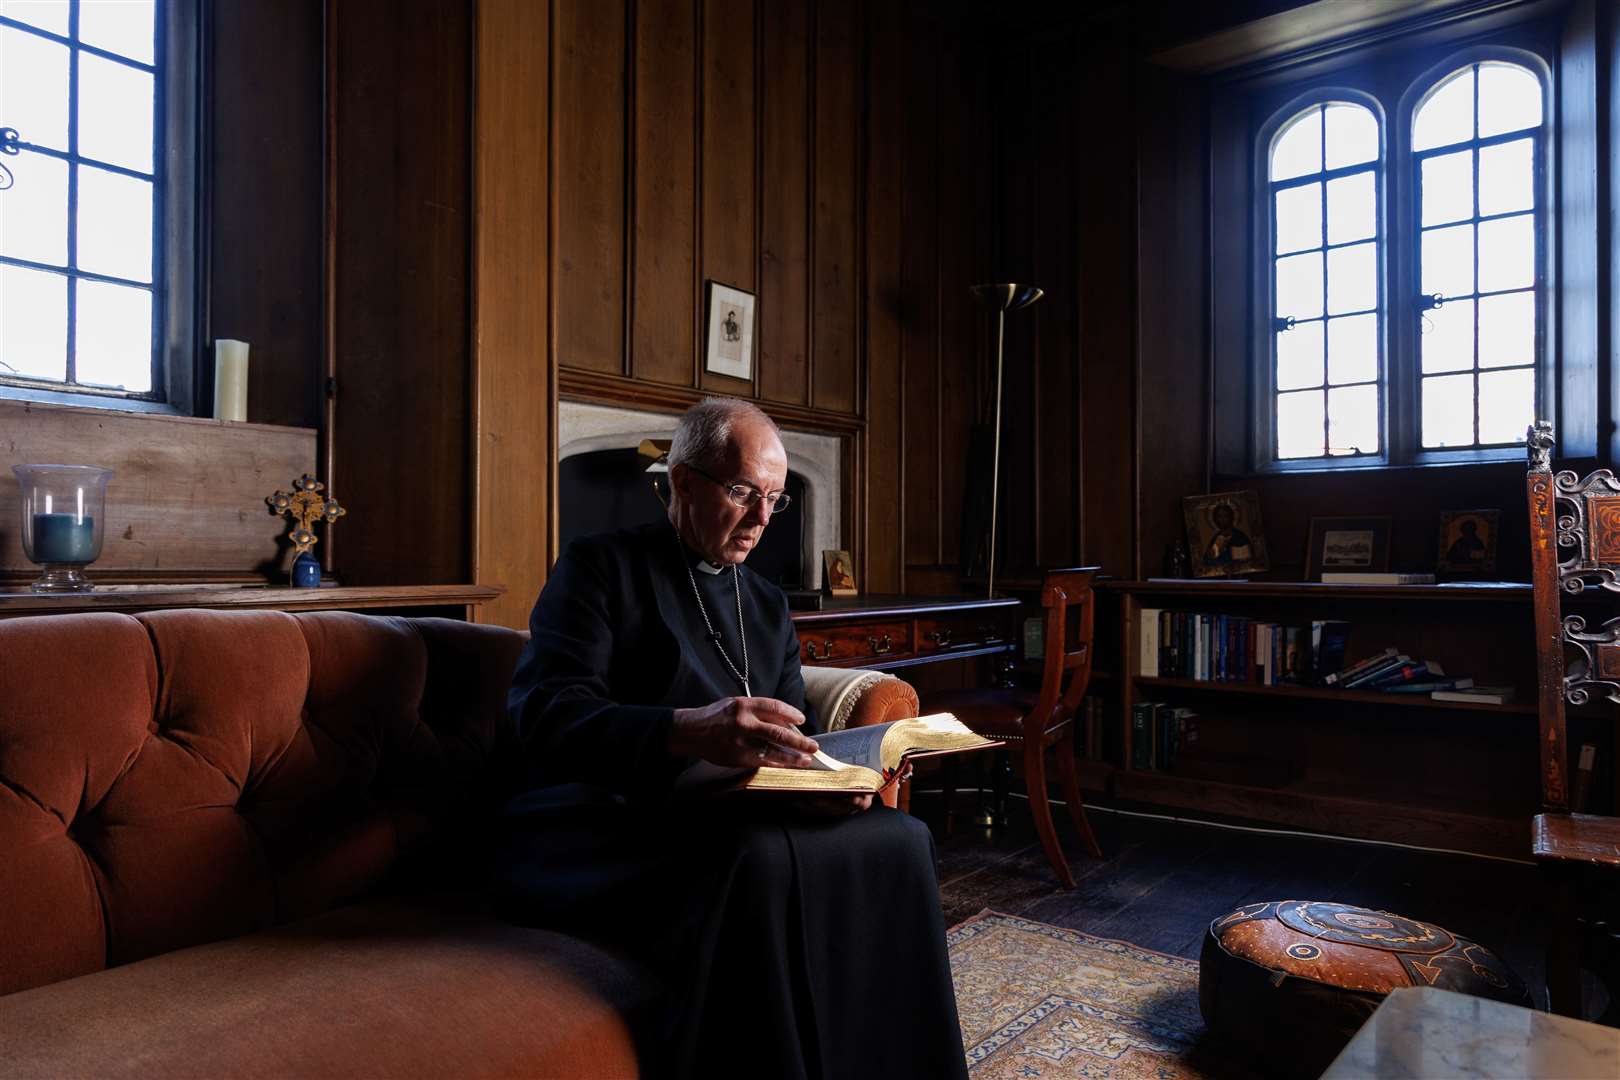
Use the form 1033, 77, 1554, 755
558, 448, 807, 588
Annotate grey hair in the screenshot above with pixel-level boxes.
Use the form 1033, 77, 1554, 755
667, 397, 778, 473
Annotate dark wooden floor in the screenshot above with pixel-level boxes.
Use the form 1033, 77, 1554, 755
917, 790, 1551, 1003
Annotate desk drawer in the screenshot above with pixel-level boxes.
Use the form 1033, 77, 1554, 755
799, 620, 912, 664
916, 615, 1010, 653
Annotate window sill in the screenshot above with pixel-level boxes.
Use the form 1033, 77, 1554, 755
1241, 447, 1527, 478
0, 394, 315, 438
0, 382, 180, 416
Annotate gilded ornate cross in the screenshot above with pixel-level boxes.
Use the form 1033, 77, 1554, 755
266, 474, 346, 559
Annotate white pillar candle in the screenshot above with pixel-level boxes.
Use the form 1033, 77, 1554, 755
213, 339, 249, 422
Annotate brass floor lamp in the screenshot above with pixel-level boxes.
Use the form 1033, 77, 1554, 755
971, 283, 1043, 598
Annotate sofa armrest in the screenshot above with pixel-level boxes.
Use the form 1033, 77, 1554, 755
801, 667, 918, 732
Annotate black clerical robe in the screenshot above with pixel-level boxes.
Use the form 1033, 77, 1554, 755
498, 522, 968, 1080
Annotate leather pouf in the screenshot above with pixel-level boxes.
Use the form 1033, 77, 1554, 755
1199, 900, 1529, 1078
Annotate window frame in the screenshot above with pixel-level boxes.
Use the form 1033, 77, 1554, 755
1395, 46, 1553, 466
0, 0, 200, 416
1252, 88, 1390, 467
1210, 11, 1566, 477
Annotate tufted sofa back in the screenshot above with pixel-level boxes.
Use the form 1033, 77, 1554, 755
0, 609, 525, 997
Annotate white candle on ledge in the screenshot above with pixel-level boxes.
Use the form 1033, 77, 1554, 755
213, 339, 250, 422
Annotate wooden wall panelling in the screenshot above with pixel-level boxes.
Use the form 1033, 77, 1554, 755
811, 0, 860, 415
1075, 40, 1138, 579
1134, 65, 1211, 581
863, 0, 906, 593
473, 0, 553, 629
554, 0, 627, 376
758, 0, 811, 406
992, 45, 1040, 579
331, 0, 472, 586
207, 0, 324, 430
0, 401, 314, 582
699, 0, 758, 398
901, 0, 942, 568
935, 23, 983, 572
1030, 34, 1079, 574
631, 0, 697, 387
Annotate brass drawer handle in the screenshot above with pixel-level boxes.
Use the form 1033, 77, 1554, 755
925, 629, 953, 647
868, 634, 894, 655
805, 639, 836, 661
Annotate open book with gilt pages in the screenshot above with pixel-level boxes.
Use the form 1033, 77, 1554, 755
680, 713, 996, 796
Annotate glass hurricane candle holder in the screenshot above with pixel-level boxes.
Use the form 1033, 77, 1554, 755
12, 464, 114, 592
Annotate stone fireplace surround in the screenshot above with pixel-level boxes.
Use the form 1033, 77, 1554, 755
557, 400, 842, 579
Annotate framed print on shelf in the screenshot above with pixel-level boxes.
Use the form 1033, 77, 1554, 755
822, 549, 858, 597
1305, 516, 1392, 580
703, 281, 756, 381
1182, 491, 1269, 578
1436, 509, 1499, 577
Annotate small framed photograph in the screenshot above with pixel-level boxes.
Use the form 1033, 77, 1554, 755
822, 549, 858, 596
1437, 509, 1499, 576
1306, 516, 1392, 580
703, 281, 756, 381
1183, 491, 1269, 578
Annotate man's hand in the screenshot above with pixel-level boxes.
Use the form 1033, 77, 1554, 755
670, 697, 820, 768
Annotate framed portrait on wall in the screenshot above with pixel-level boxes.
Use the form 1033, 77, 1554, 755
703, 281, 756, 381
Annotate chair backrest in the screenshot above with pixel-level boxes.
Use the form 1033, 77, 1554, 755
1029, 567, 1100, 735
1526, 420, 1620, 812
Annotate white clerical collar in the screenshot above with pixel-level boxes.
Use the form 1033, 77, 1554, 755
695, 559, 724, 575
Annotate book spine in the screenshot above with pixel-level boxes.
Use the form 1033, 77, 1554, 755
1131, 702, 1153, 770
1343, 655, 1411, 689
1159, 610, 1172, 677
1139, 607, 1161, 677
1324, 647, 1397, 686
1384, 677, 1474, 694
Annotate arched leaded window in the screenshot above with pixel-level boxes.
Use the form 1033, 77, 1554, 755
1413, 62, 1543, 449
1268, 101, 1381, 460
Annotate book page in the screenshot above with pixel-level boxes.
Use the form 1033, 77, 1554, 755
812, 722, 895, 772
876, 713, 995, 772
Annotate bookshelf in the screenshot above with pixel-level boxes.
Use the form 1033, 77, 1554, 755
1094, 579, 1563, 859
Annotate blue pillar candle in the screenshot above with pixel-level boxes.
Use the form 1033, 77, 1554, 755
31, 513, 97, 564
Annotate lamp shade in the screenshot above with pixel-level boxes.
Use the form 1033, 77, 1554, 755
970, 283, 1044, 312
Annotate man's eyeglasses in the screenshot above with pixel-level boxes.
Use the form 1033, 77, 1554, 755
688, 465, 792, 515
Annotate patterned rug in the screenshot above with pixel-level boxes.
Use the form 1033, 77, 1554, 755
949, 911, 1242, 1079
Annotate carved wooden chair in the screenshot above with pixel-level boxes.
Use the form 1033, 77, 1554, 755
1525, 420, 1620, 1017
921, 567, 1104, 888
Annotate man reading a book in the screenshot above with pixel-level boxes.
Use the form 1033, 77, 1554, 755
497, 397, 968, 1080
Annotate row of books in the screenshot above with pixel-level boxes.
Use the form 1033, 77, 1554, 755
1139, 609, 1349, 685
1129, 701, 1196, 772
1137, 609, 1514, 702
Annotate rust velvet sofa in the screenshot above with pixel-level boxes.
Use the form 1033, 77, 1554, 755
0, 608, 917, 1078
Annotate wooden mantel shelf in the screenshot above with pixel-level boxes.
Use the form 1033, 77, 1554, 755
0, 583, 503, 619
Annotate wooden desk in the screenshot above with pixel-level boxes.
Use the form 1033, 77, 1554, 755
0, 583, 503, 621
1322, 987, 1620, 1079
791, 594, 1020, 671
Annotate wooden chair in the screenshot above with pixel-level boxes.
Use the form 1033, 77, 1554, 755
1525, 420, 1620, 1017
922, 567, 1104, 888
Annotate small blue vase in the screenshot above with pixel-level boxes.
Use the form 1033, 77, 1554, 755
291, 552, 322, 588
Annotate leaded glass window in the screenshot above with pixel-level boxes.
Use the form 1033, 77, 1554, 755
1269, 102, 1382, 460
0, 0, 163, 398
1413, 62, 1542, 449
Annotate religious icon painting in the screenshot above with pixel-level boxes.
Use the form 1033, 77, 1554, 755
1436, 509, 1499, 577
1182, 491, 1270, 578
822, 549, 858, 596
703, 281, 756, 381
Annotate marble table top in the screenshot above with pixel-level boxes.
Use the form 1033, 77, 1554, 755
1322, 987, 1620, 1079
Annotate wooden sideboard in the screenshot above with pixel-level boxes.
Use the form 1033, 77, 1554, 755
0, 584, 503, 621
791, 594, 1021, 672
